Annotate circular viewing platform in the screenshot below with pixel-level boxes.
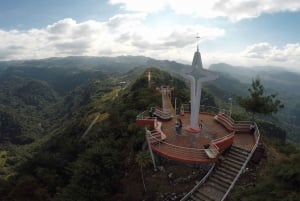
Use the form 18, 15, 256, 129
137, 109, 258, 164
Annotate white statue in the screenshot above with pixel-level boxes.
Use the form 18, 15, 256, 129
182, 39, 218, 132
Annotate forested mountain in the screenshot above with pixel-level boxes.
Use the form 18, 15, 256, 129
0, 63, 191, 200
209, 63, 300, 142
1, 56, 299, 142
0, 56, 299, 201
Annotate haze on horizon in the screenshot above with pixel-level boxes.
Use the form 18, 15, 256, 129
1, 0, 300, 71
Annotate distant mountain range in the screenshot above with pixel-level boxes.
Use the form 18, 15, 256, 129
0, 56, 299, 142
209, 63, 300, 95
209, 63, 300, 142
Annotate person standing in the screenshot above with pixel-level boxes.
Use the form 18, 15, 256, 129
176, 118, 182, 135
249, 122, 256, 133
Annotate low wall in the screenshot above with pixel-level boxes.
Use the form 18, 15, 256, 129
136, 118, 156, 129
213, 134, 235, 151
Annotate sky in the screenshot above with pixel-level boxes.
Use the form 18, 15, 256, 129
1, 0, 300, 71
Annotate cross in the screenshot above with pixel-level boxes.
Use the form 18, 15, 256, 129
196, 34, 200, 50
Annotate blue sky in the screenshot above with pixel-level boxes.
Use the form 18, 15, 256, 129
0, 0, 300, 71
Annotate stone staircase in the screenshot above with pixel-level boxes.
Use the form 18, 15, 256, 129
186, 146, 250, 201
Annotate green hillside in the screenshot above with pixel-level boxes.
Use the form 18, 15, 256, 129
0, 57, 299, 201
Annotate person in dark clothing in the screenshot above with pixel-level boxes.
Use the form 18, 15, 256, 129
176, 118, 182, 135
250, 122, 256, 133
178, 118, 182, 128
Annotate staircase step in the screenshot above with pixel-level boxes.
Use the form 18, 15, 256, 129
229, 148, 249, 156
194, 191, 215, 201
222, 159, 243, 170
205, 182, 227, 193
209, 176, 230, 189
219, 163, 240, 173
214, 170, 235, 181
190, 195, 201, 201
191, 193, 206, 201
230, 148, 250, 157
231, 145, 251, 153
216, 166, 237, 177
227, 152, 248, 161
211, 173, 232, 185
226, 157, 245, 166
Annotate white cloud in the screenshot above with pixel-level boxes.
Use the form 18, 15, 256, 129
243, 42, 300, 64
0, 15, 224, 61
243, 42, 274, 59
1, 15, 299, 71
203, 42, 300, 71
109, 0, 300, 21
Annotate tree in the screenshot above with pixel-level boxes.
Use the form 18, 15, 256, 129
135, 151, 152, 193
237, 78, 284, 120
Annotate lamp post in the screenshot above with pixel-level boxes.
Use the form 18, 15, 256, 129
228, 98, 232, 117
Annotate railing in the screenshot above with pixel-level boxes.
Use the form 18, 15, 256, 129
180, 104, 226, 115
146, 132, 208, 159
201, 105, 224, 115
138, 105, 228, 120
215, 113, 256, 134
180, 163, 216, 201
220, 122, 260, 201
209, 142, 220, 153
211, 132, 235, 143
151, 107, 172, 119
146, 129, 236, 161
136, 110, 153, 120
233, 121, 253, 134
137, 108, 171, 120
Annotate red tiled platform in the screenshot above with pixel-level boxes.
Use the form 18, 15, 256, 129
141, 112, 255, 163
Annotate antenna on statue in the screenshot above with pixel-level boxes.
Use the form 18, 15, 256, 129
196, 33, 200, 52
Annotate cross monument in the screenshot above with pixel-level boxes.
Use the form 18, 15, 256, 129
182, 36, 218, 132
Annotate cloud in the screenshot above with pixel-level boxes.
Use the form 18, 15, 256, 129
54, 40, 91, 54
1, 14, 299, 71
109, 0, 300, 21
243, 42, 274, 59
243, 42, 300, 64
213, 0, 300, 21
106, 13, 147, 31
46, 18, 77, 34
0, 15, 224, 61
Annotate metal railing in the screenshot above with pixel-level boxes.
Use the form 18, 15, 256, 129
180, 163, 216, 201
146, 132, 208, 159
146, 130, 228, 161
211, 132, 235, 143
137, 105, 228, 120
180, 104, 225, 115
